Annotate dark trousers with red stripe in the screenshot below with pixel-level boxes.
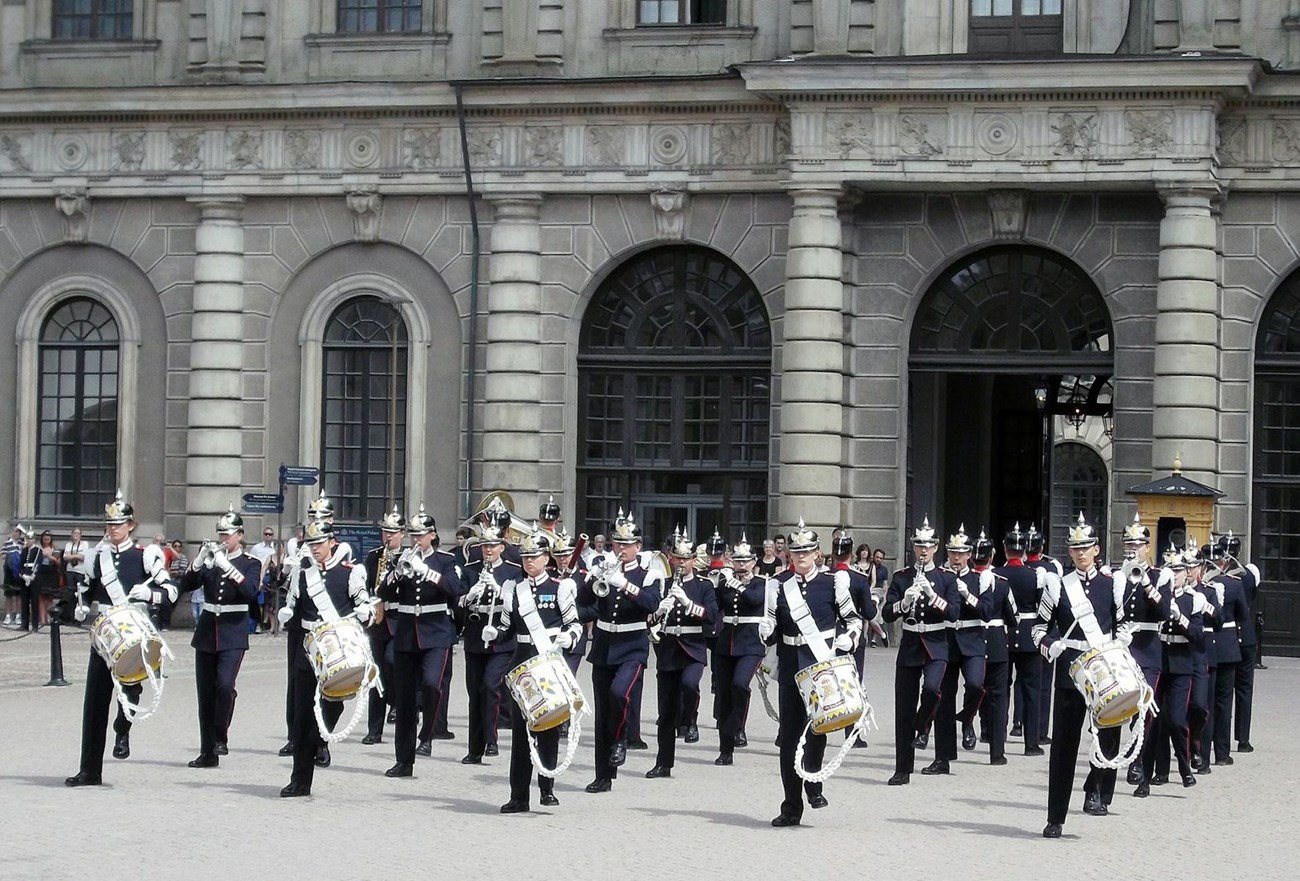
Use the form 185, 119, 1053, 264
1009, 651, 1042, 750
627, 673, 644, 741
421, 650, 454, 738
936, 652, 987, 761
1234, 646, 1256, 744
893, 657, 946, 776
465, 650, 511, 758
715, 653, 763, 755
508, 699, 558, 804
393, 647, 450, 764
655, 661, 705, 769
289, 665, 343, 790
591, 660, 643, 780
1149, 670, 1192, 779
195, 648, 244, 758
981, 659, 1009, 761
1211, 661, 1236, 760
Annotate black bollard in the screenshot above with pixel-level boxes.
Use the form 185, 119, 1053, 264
46, 612, 69, 687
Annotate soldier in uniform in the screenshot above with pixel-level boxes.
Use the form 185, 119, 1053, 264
178, 504, 262, 767
538, 495, 562, 535
993, 524, 1044, 756
713, 534, 767, 766
1115, 514, 1171, 787
1219, 531, 1259, 752
1136, 544, 1202, 796
578, 510, 662, 793
1035, 513, 1125, 838
1186, 545, 1219, 774
497, 526, 582, 813
65, 491, 178, 787
380, 506, 462, 775
829, 529, 876, 748
1018, 524, 1062, 746
929, 526, 994, 775
362, 506, 405, 745
460, 521, 520, 763
1206, 540, 1250, 766
692, 530, 728, 744
277, 519, 372, 797
883, 517, 960, 786
973, 531, 1016, 765
646, 530, 718, 780
766, 520, 862, 827
278, 492, 353, 762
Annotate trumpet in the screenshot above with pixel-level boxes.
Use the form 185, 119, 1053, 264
589, 557, 619, 598
1121, 554, 1149, 588
395, 547, 420, 578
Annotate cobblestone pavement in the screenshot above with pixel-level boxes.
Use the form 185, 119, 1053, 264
1, 627, 1295, 879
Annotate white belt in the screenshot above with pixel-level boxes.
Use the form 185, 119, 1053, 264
953, 620, 985, 630
517, 628, 560, 644
597, 620, 647, 633
202, 602, 250, 615
902, 622, 945, 633
1162, 634, 1189, 644
783, 627, 836, 646
1222, 622, 1237, 629
1059, 638, 1090, 651
723, 615, 764, 625
1017, 613, 1037, 621
468, 603, 493, 613
984, 619, 1005, 628
662, 625, 703, 636
1130, 622, 1161, 632
383, 601, 399, 610
393, 603, 449, 615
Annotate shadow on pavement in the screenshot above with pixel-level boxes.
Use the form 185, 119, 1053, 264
629, 805, 768, 829
887, 816, 1042, 839
173, 780, 285, 798
0, 774, 104, 789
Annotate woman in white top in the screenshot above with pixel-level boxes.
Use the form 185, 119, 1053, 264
62, 528, 90, 600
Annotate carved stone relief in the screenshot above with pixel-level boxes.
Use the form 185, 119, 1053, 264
227, 130, 263, 169
170, 131, 204, 171
55, 190, 90, 243
284, 130, 322, 170
1050, 112, 1098, 157
898, 115, 945, 157
1126, 110, 1174, 154
988, 190, 1028, 239
826, 115, 873, 158
586, 127, 624, 166
650, 188, 688, 239
54, 135, 89, 171
525, 126, 564, 167
401, 129, 440, 169
345, 189, 383, 242
712, 124, 752, 165
113, 132, 146, 172
649, 125, 689, 166
467, 127, 503, 166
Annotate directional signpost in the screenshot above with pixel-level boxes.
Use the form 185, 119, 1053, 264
279, 464, 319, 487
242, 492, 284, 515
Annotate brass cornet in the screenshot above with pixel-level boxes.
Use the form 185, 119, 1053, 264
589, 557, 618, 598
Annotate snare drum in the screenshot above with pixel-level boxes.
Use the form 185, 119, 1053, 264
304, 618, 376, 701
794, 655, 865, 735
506, 652, 586, 732
1068, 639, 1151, 728
91, 604, 164, 686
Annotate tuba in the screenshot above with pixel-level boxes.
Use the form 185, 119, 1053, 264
459, 490, 562, 549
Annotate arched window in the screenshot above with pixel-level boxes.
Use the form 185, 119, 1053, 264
1050, 441, 1108, 555
1254, 276, 1300, 651
37, 297, 120, 517
578, 245, 772, 546
321, 296, 408, 523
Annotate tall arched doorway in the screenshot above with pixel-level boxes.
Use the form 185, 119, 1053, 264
578, 245, 772, 549
908, 245, 1113, 551
1253, 274, 1300, 654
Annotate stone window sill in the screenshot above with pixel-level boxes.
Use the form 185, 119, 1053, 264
20, 39, 160, 57
603, 25, 757, 45
304, 32, 451, 49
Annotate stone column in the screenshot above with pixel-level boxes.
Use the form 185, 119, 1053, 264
1153, 185, 1220, 481
779, 187, 844, 536
185, 197, 246, 541
481, 194, 543, 508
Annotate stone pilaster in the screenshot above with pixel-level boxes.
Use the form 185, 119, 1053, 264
779, 186, 844, 536
481, 194, 543, 508
1153, 185, 1220, 482
185, 197, 245, 541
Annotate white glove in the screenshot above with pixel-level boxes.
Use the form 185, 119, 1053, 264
212, 548, 232, 571
465, 580, 486, 604
1046, 640, 1065, 663
21, 574, 33, 586
669, 584, 689, 604
758, 619, 775, 641
607, 570, 628, 590
482, 624, 499, 643
74, 604, 88, 622
556, 630, 577, 650
355, 602, 373, 627
902, 584, 923, 607
277, 606, 293, 626
1116, 624, 1134, 648
957, 580, 971, 599
128, 584, 152, 603
921, 579, 936, 599
834, 632, 854, 652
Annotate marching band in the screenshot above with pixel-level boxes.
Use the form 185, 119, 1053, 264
59, 487, 1267, 837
